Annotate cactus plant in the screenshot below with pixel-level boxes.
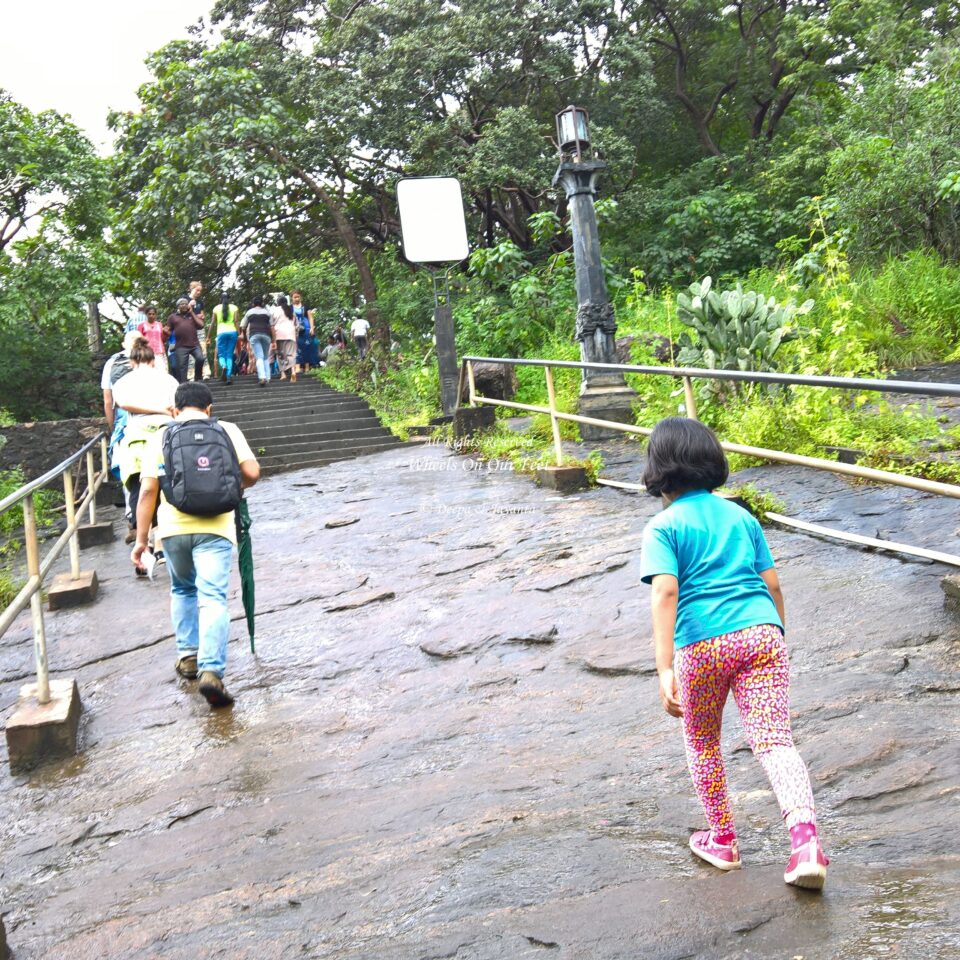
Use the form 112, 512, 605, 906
675, 277, 813, 385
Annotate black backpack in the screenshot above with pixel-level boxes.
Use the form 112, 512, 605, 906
161, 418, 243, 516
108, 352, 133, 387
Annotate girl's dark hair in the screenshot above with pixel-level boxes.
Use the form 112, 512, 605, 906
252, 295, 264, 307
279, 298, 293, 321
128, 337, 155, 365
641, 417, 728, 498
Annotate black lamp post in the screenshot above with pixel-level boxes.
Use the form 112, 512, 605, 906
553, 105, 636, 439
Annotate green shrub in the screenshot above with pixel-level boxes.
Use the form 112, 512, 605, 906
0, 468, 59, 609
317, 350, 440, 438
0, 468, 58, 538
851, 251, 960, 367
675, 276, 813, 381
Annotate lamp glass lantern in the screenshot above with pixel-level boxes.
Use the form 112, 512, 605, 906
556, 105, 590, 161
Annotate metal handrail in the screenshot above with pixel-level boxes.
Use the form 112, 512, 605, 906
458, 356, 960, 564
0, 433, 105, 514
461, 355, 960, 399
0, 433, 109, 705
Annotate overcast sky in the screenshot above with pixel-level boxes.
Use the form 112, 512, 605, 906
0, 0, 214, 151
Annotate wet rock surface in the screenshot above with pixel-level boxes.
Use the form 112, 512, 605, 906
1, 439, 959, 959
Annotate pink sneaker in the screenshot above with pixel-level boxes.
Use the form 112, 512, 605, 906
688, 830, 741, 871
784, 839, 829, 890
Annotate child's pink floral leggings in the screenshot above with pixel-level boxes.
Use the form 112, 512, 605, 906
675, 623, 816, 837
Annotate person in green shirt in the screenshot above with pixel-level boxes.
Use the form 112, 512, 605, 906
213, 296, 240, 383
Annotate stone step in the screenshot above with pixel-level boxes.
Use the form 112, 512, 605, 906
240, 413, 381, 442
206, 376, 334, 392
244, 422, 387, 446
213, 399, 373, 422
253, 431, 398, 458
208, 387, 339, 402
260, 441, 402, 474
250, 434, 397, 458
260, 436, 402, 462
213, 393, 370, 411
204, 378, 399, 474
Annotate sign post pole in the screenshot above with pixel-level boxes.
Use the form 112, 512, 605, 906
397, 178, 470, 418
432, 270, 459, 416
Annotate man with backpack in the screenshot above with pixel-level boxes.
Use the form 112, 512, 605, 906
131, 381, 260, 708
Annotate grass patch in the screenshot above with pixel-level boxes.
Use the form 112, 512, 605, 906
719, 482, 787, 522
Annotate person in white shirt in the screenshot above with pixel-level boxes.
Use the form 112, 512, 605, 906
112, 337, 179, 570
350, 316, 371, 359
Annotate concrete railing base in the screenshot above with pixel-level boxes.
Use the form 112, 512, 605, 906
6, 678, 82, 773
537, 465, 589, 494
48, 571, 99, 611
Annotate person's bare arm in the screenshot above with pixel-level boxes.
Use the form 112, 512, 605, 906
131, 477, 160, 566
239, 459, 260, 490
760, 567, 786, 629
103, 390, 114, 432
651, 573, 682, 717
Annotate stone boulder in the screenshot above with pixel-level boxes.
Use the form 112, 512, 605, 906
616, 333, 675, 365
0, 417, 106, 481
460, 361, 518, 402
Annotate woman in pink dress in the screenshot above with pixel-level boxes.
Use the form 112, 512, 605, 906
137, 305, 167, 371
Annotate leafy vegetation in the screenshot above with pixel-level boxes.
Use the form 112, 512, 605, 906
0, 469, 59, 607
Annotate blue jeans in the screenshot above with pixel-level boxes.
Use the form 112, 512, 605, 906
163, 534, 233, 677
249, 333, 272, 381
217, 331, 238, 377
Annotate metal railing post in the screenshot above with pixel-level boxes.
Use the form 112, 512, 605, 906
466, 361, 477, 406
544, 367, 564, 467
86, 448, 98, 524
63, 468, 81, 579
682, 376, 699, 421
22, 495, 50, 705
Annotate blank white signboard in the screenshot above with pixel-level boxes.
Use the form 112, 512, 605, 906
397, 177, 469, 263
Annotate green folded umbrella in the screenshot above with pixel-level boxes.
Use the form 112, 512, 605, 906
235, 499, 256, 653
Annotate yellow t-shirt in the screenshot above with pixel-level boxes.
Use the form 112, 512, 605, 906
212, 303, 239, 334
140, 410, 255, 544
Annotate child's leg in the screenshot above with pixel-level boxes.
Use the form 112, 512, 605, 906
675, 638, 737, 839
730, 624, 817, 832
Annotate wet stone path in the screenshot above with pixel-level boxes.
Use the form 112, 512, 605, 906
1, 439, 958, 959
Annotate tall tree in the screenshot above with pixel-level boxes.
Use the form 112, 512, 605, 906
111, 39, 389, 341
626, 0, 952, 157
0, 91, 114, 420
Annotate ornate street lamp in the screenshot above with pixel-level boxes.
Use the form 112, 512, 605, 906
556, 105, 590, 161
552, 106, 636, 439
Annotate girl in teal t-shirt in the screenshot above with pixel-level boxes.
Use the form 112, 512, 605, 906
640, 417, 828, 890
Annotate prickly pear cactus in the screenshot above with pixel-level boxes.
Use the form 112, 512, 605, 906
676, 277, 812, 383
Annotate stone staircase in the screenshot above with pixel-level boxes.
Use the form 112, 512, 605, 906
205, 376, 403, 475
